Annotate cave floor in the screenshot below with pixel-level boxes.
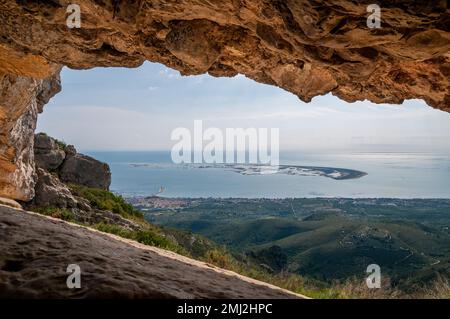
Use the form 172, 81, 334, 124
0, 204, 304, 299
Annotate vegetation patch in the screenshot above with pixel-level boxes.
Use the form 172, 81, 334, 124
143, 197, 450, 298
30, 206, 75, 222
70, 184, 143, 219
54, 139, 67, 150
93, 223, 184, 254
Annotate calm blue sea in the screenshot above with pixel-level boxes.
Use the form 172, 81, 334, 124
86, 151, 450, 198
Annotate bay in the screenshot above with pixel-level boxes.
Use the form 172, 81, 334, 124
86, 151, 450, 198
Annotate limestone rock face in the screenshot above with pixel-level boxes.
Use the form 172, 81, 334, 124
0, 0, 449, 200
0, 72, 61, 201
64, 145, 77, 157
29, 136, 142, 230
59, 154, 111, 190
0, 0, 448, 110
34, 133, 66, 171
32, 133, 111, 206
34, 168, 78, 208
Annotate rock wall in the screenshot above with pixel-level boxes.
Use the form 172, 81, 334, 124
34, 133, 111, 191
0, 0, 449, 200
0, 72, 61, 201
29, 134, 134, 228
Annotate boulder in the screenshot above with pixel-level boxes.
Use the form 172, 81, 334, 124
59, 154, 111, 190
64, 144, 77, 157
34, 133, 65, 171
34, 168, 77, 208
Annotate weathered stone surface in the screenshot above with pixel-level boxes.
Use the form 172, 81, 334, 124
0, 0, 449, 200
0, 43, 60, 79
30, 144, 142, 230
34, 133, 66, 171
64, 144, 77, 157
59, 154, 111, 190
0, 206, 304, 298
0, 0, 448, 109
0, 72, 61, 201
33, 168, 78, 208
0, 197, 22, 210
32, 133, 112, 210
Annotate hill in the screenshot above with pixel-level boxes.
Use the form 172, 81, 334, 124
141, 197, 450, 295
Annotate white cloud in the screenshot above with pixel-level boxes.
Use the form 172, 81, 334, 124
158, 69, 181, 79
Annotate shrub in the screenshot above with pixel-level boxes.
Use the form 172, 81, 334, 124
31, 206, 75, 222
204, 248, 237, 269
54, 139, 67, 150
93, 223, 182, 254
70, 184, 143, 219
94, 223, 131, 237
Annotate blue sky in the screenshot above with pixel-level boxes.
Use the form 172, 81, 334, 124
37, 61, 450, 152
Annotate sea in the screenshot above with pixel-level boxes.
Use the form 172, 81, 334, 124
86, 151, 450, 199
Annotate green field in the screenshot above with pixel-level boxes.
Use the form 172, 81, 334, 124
140, 198, 450, 292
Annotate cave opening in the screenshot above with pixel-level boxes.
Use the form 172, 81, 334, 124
34, 61, 450, 199
0, 0, 449, 300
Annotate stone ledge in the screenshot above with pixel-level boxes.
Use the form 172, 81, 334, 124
0, 205, 307, 299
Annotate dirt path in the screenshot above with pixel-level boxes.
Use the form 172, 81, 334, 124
0, 205, 306, 299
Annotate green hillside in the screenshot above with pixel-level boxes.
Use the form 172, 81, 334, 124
142, 198, 450, 293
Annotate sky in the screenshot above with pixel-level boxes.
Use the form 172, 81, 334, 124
37, 61, 450, 153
